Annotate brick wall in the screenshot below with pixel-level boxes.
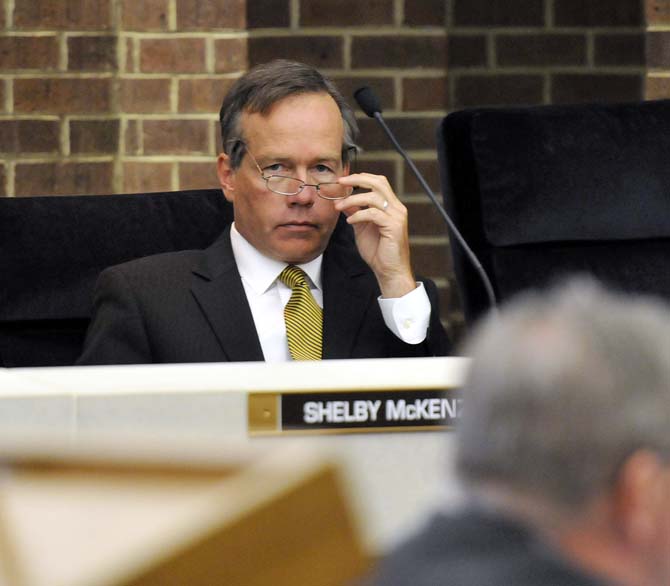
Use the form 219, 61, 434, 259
647, 0, 670, 96
449, 0, 645, 108
0, 0, 652, 339
0, 0, 247, 198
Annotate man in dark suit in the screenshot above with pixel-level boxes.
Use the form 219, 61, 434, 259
78, 60, 449, 364
368, 281, 670, 586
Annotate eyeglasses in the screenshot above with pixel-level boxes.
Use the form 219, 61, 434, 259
244, 148, 352, 201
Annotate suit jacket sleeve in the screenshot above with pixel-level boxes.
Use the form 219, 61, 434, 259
77, 266, 154, 365
422, 276, 451, 357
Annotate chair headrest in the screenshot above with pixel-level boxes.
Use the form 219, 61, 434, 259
468, 99, 670, 246
0, 189, 233, 320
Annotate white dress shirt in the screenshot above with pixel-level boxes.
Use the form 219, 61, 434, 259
230, 223, 431, 362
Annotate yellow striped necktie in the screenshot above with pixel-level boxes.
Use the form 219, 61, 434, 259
279, 265, 323, 360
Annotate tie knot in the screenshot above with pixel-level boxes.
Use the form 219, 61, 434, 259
279, 265, 308, 289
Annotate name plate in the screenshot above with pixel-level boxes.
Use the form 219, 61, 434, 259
248, 388, 462, 435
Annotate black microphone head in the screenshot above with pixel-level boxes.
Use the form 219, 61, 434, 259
354, 86, 382, 118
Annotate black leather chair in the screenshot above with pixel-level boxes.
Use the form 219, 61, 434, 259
437, 99, 670, 325
0, 189, 233, 367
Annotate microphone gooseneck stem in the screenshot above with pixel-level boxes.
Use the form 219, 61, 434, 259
372, 111, 498, 314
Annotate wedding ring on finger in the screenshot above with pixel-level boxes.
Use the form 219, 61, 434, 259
382, 199, 389, 211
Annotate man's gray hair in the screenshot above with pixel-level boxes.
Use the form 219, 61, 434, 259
219, 59, 359, 169
456, 279, 670, 511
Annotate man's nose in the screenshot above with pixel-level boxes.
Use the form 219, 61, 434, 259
287, 168, 317, 204
286, 182, 317, 206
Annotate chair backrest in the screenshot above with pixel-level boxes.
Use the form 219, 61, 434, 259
437, 99, 670, 325
0, 189, 234, 367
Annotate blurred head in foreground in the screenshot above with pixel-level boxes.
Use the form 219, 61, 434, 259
368, 279, 670, 586
456, 279, 670, 586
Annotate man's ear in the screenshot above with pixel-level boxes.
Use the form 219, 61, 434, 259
217, 152, 235, 203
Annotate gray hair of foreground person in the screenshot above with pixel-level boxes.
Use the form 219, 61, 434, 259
219, 59, 359, 169
456, 280, 670, 519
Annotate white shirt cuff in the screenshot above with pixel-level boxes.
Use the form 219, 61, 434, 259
378, 282, 431, 345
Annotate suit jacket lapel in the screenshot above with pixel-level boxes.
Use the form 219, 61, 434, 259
190, 227, 264, 362
322, 233, 377, 359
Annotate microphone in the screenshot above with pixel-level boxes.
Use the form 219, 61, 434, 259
353, 86, 498, 314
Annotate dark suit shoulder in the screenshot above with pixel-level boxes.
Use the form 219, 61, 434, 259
96, 249, 218, 303
104, 248, 204, 279
366, 511, 609, 586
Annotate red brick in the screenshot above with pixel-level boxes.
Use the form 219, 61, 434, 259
176, 0, 245, 29
123, 162, 173, 193
14, 0, 112, 30
68, 36, 117, 71
70, 119, 119, 154
410, 242, 452, 280
496, 34, 587, 67
357, 116, 444, 151
15, 162, 114, 196
248, 36, 343, 69
594, 33, 645, 66
247, 0, 290, 28
0, 36, 58, 70
179, 162, 219, 190
352, 159, 397, 184
140, 38, 207, 73
213, 38, 248, 73
124, 119, 141, 155
403, 77, 447, 111
119, 78, 172, 113
14, 78, 112, 114
0, 120, 60, 153
121, 0, 170, 31
647, 0, 670, 24
143, 119, 211, 154
554, 0, 643, 26
407, 200, 446, 237
0, 82, 5, 112
454, 74, 544, 108
448, 35, 488, 68
404, 0, 447, 26
351, 36, 446, 69
453, 0, 544, 26
647, 31, 670, 69
551, 74, 643, 104
332, 77, 396, 113
125, 38, 136, 72
179, 78, 236, 113
352, 121, 393, 152
404, 160, 440, 195
646, 76, 670, 99
300, 0, 393, 26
